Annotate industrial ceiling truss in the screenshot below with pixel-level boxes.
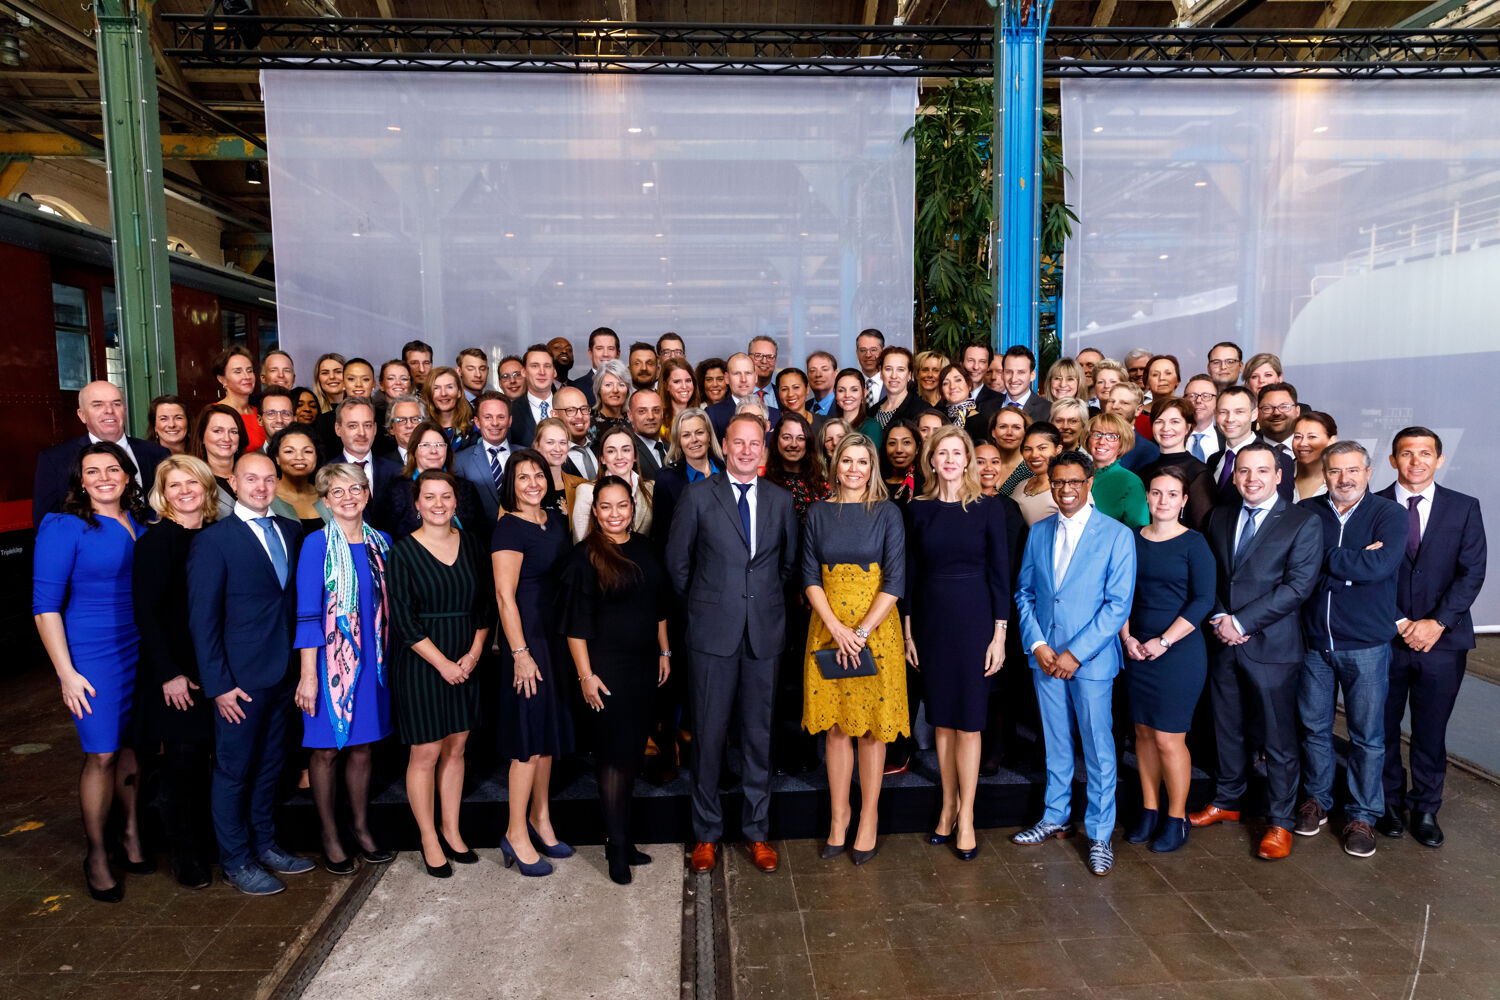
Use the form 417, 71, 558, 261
160, 14, 1500, 78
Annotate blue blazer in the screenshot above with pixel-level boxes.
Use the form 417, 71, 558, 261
452, 438, 502, 524
1016, 508, 1137, 681
32, 434, 168, 527
707, 398, 780, 443
186, 513, 303, 697
1376, 482, 1487, 652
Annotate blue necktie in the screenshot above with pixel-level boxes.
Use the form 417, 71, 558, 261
1234, 506, 1261, 566
255, 517, 288, 587
1190, 432, 1208, 462
488, 445, 505, 491
734, 482, 752, 551
540, 401, 549, 419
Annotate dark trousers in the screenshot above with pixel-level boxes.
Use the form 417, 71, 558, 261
1209, 646, 1301, 830
210, 680, 292, 871
690, 638, 776, 843
158, 741, 214, 863
1383, 646, 1467, 813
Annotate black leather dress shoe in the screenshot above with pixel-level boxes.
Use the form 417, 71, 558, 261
1375, 806, 1405, 839
1410, 811, 1444, 848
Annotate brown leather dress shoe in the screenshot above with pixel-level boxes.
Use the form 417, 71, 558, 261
1188, 804, 1242, 828
690, 842, 717, 872
747, 841, 779, 873
1257, 826, 1293, 860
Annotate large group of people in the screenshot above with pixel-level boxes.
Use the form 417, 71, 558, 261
31, 328, 1486, 901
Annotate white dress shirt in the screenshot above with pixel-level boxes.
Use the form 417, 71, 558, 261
527, 392, 554, 426
728, 472, 759, 559
567, 442, 598, 479
234, 501, 286, 562
1212, 433, 1257, 484
483, 439, 510, 478
341, 450, 374, 485
1005, 389, 1034, 410
1213, 494, 1279, 636
1394, 481, 1435, 538
89, 432, 143, 487
1264, 434, 1295, 464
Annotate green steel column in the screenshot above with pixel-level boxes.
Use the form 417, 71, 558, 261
95, 0, 177, 435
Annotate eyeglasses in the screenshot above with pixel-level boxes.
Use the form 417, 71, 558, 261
1207, 359, 1239, 369
391, 415, 423, 426
415, 441, 447, 451
1050, 479, 1089, 490
1259, 403, 1298, 415
261, 409, 293, 419
499, 372, 525, 380
1090, 432, 1121, 442
1185, 392, 1218, 402
556, 405, 590, 417
326, 485, 367, 499
749, 352, 777, 362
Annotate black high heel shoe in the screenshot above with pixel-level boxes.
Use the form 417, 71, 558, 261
606, 842, 653, 867
607, 849, 632, 886
439, 833, 479, 865
110, 843, 156, 875
424, 855, 454, 879
84, 858, 123, 904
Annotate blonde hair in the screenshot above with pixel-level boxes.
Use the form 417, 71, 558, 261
914, 349, 950, 374
148, 454, 220, 524
1085, 410, 1137, 455
827, 432, 888, 510
421, 366, 474, 438
1043, 357, 1085, 400
665, 408, 725, 467
314, 461, 370, 497
917, 425, 983, 509
532, 415, 571, 448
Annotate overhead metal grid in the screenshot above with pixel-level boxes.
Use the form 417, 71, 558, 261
161, 15, 1500, 78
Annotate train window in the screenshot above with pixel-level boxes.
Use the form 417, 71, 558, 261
258, 318, 279, 358
52, 283, 91, 391
223, 309, 248, 349
101, 289, 127, 396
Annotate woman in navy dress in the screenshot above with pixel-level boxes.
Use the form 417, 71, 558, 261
492, 449, 575, 878
33, 441, 152, 902
1119, 464, 1216, 853
388, 470, 494, 878
294, 462, 396, 873
903, 427, 1010, 860
132, 454, 219, 889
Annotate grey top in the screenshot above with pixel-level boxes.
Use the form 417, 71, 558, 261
800, 499, 906, 599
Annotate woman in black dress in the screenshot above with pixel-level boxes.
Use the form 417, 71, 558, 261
903, 427, 1010, 859
133, 455, 219, 888
560, 476, 671, 886
388, 470, 494, 878
880, 418, 922, 508
492, 450, 574, 878
1118, 465, 1216, 853
1138, 397, 1214, 530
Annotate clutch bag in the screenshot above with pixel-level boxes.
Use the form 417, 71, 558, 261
813, 646, 878, 679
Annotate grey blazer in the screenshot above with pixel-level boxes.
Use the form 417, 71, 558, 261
1204, 496, 1322, 663
664, 473, 800, 660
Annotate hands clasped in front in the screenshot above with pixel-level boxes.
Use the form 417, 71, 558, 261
1034, 644, 1080, 679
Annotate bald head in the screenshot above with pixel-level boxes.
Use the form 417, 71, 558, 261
77, 380, 126, 442
230, 451, 279, 515
553, 385, 591, 439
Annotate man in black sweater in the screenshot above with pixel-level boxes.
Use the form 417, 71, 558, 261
1295, 441, 1407, 859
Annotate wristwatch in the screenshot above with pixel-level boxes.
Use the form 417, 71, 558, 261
1157, 636, 1173, 650
854, 625, 870, 640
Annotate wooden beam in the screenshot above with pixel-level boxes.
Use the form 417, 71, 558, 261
0, 157, 29, 198
1313, 0, 1357, 27
1173, 0, 1256, 26
1092, 0, 1119, 27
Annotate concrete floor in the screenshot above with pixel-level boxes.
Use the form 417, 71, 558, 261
303, 846, 683, 1000
723, 759, 1500, 1000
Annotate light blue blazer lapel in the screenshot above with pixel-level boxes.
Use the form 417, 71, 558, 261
1057, 510, 1106, 598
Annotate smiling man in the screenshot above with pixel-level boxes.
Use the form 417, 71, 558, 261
33, 380, 169, 524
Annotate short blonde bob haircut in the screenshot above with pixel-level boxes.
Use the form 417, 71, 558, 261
827, 431, 889, 510
1084, 411, 1137, 457
148, 454, 220, 524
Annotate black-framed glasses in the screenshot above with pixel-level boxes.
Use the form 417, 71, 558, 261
1050, 478, 1089, 490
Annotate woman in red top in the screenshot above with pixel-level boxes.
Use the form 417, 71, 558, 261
215, 345, 265, 453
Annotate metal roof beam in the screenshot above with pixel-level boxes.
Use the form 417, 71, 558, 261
1397, 0, 1500, 27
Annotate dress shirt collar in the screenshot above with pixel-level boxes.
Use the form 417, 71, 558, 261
341, 449, 371, 466
1006, 389, 1032, 408
1243, 494, 1279, 515
1394, 481, 1435, 506
728, 471, 758, 490
233, 501, 273, 524
483, 438, 509, 454
1057, 500, 1094, 531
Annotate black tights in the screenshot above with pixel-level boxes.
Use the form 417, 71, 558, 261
597, 759, 638, 852
308, 743, 375, 863
158, 741, 212, 862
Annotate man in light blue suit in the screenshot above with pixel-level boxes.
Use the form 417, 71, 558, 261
1012, 449, 1137, 876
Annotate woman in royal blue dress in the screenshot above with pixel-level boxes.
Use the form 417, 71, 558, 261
33, 441, 152, 902
294, 462, 396, 873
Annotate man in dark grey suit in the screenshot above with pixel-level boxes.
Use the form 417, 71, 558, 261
1189, 442, 1322, 860
665, 411, 799, 875
33, 380, 168, 525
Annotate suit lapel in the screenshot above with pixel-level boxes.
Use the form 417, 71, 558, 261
1060, 512, 1104, 589
713, 475, 750, 549
229, 513, 284, 588
1233, 498, 1283, 569
1413, 487, 1445, 568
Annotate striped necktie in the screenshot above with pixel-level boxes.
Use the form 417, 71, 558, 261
488, 445, 505, 490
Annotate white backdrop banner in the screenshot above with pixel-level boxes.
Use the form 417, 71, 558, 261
261, 71, 916, 378
1060, 78, 1499, 627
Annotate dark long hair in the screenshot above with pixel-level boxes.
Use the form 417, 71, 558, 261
190, 403, 248, 465
585, 475, 642, 593
400, 420, 451, 478
765, 411, 826, 495
833, 367, 871, 426
499, 448, 549, 514
146, 394, 186, 445
63, 441, 150, 528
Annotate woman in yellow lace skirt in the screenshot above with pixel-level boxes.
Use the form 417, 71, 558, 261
801, 432, 907, 864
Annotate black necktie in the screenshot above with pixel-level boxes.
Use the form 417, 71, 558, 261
1406, 496, 1423, 561
734, 482, 752, 549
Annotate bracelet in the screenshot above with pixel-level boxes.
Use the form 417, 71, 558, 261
853, 625, 870, 640
578, 673, 594, 683
511, 646, 530, 656
659, 649, 672, 658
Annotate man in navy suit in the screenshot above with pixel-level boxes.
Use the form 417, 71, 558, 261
1013, 450, 1136, 876
509, 344, 557, 448
329, 397, 400, 530
570, 327, 620, 406
1190, 442, 1322, 860
187, 452, 312, 896
454, 391, 512, 524
1376, 427, 1487, 848
33, 380, 168, 525
1204, 386, 1293, 507
706, 353, 780, 442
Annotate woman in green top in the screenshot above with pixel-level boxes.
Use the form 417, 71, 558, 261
832, 368, 883, 450
1085, 412, 1149, 528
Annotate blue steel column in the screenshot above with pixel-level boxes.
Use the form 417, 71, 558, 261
992, 0, 1055, 355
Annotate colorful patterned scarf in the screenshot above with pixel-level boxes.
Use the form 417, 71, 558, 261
321, 524, 389, 749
